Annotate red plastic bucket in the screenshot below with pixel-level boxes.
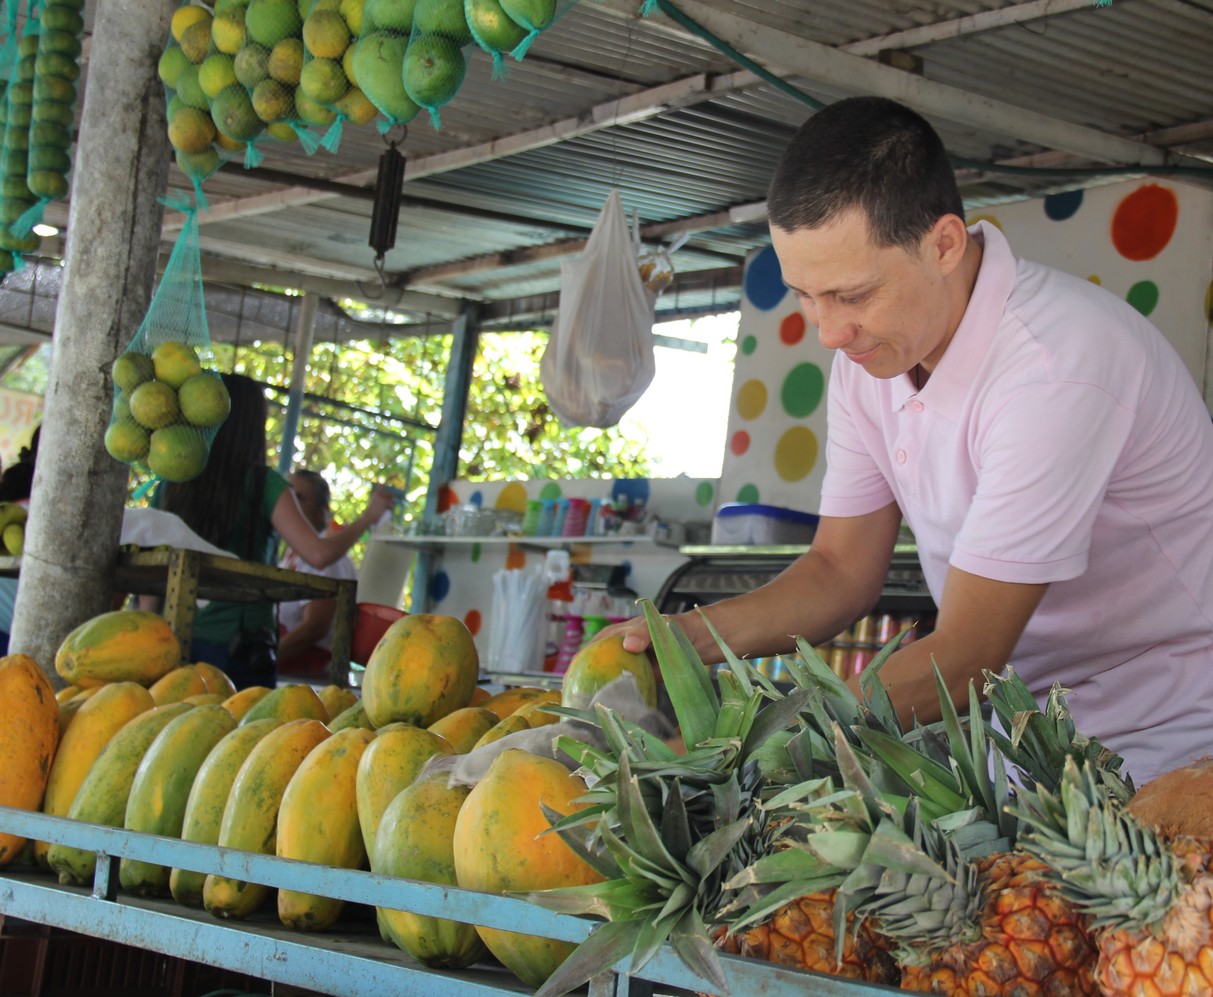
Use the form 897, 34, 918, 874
352, 602, 406, 664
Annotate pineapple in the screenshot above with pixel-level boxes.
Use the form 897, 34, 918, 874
1012, 756, 1213, 996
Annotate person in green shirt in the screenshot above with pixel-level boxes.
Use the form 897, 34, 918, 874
155, 372, 394, 688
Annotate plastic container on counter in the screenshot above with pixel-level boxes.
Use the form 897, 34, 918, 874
710, 503, 819, 546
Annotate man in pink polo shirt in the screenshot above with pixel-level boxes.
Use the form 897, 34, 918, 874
617, 96, 1213, 784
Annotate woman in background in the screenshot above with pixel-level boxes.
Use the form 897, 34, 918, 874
0, 425, 40, 654
155, 373, 392, 687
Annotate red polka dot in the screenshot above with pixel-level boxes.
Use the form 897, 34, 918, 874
505, 544, 526, 570
464, 609, 481, 636
437, 485, 459, 513
730, 430, 750, 456
1111, 184, 1178, 262
780, 312, 806, 345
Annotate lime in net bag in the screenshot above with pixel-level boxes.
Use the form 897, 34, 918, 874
0, 0, 38, 277
105, 195, 230, 484
352, 0, 422, 133
403, 0, 473, 128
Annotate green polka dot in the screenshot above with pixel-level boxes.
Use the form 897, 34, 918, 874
736, 379, 767, 420
1126, 280, 1159, 316
539, 482, 563, 500
471, 542, 481, 562
695, 481, 714, 507
774, 426, 818, 482
741, 335, 758, 356
781, 363, 825, 419
736, 483, 760, 503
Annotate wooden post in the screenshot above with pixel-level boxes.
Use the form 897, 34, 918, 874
8, 0, 171, 680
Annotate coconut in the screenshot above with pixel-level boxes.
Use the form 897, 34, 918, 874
1126, 756, 1213, 839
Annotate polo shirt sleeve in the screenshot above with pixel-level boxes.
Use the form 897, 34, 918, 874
950, 378, 1134, 584
819, 359, 897, 517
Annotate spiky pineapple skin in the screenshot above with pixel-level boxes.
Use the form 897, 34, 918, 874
715, 888, 900, 985
1094, 838, 1213, 997
898, 854, 1098, 996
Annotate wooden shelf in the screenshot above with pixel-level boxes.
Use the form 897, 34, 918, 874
371, 533, 677, 551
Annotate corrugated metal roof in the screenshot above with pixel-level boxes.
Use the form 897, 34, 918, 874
6, 0, 1213, 342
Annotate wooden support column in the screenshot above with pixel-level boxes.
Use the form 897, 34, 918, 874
9, 0, 171, 680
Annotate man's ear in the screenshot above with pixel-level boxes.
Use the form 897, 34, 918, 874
930, 214, 969, 276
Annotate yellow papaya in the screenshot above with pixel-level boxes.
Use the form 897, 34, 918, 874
170, 717, 283, 907
452, 749, 603, 988
361, 614, 478, 728
183, 692, 228, 706
328, 699, 372, 732
220, 685, 271, 721
373, 772, 487, 968
316, 684, 358, 720
54, 609, 181, 688
238, 683, 327, 726
472, 713, 531, 749
426, 706, 500, 753
203, 718, 330, 920
560, 635, 657, 710
148, 664, 209, 705
48, 702, 195, 885
55, 684, 82, 704
512, 691, 562, 728
354, 722, 451, 860
276, 726, 375, 931
478, 685, 553, 721
120, 704, 237, 896
37, 681, 154, 866
0, 654, 60, 866
193, 661, 237, 697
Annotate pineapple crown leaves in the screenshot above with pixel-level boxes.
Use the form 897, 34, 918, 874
1007, 755, 1180, 933
982, 667, 1135, 803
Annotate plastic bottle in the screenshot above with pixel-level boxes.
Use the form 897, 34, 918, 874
542, 549, 573, 672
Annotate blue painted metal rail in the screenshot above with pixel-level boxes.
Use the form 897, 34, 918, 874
0, 805, 900, 997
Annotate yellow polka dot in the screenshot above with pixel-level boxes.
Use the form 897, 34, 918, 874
774, 426, 818, 482
496, 482, 528, 514
1088, 274, 1102, 285
736, 379, 768, 421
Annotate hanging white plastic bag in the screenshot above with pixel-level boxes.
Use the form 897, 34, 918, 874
541, 189, 657, 428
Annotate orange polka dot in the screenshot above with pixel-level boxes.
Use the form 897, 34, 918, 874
730, 430, 750, 456
780, 312, 806, 345
505, 543, 527, 570
437, 485, 459, 513
464, 609, 481, 636
1112, 184, 1178, 262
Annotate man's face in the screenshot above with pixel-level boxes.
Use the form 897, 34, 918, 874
290, 475, 327, 532
771, 208, 959, 379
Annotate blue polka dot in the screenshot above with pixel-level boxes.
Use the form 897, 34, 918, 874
469, 491, 484, 506
428, 570, 451, 604
744, 245, 787, 311
611, 478, 650, 506
1044, 189, 1084, 221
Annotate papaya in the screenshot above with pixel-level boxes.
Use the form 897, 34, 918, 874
361, 614, 478, 728
468, 685, 491, 706
0, 654, 60, 866
472, 713, 530, 749
37, 681, 154, 865
203, 718, 330, 919
193, 661, 237, 697
148, 664, 208, 705
560, 635, 657, 711
355, 723, 451, 860
220, 684, 271, 721
56, 694, 91, 736
327, 699, 373, 732
170, 717, 283, 907
183, 692, 228, 706
238, 683, 328, 726
55, 684, 82, 704
48, 702, 195, 885
120, 704, 238, 896
452, 749, 604, 988
478, 685, 552, 721
276, 727, 375, 931
512, 690, 562, 728
426, 706, 500, 753
316, 684, 358, 720
54, 609, 181, 688
372, 772, 487, 968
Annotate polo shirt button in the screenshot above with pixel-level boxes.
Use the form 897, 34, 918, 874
911, 399, 924, 412
896, 449, 907, 464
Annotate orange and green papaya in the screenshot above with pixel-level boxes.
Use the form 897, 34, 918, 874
355, 722, 451, 860
426, 706, 499, 753
54, 609, 181, 688
238, 683, 328, 726
0, 654, 60, 866
560, 635, 656, 711
361, 614, 478, 728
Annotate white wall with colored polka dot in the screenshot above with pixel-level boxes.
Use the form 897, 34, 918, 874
721, 178, 1213, 515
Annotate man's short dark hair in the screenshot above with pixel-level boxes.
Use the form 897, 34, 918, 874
767, 97, 964, 250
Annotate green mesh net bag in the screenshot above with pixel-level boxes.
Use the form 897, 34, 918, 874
404, 0, 472, 128
105, 195, 230, 484
297, 0, 378, 152
352, 0, 422, 133
465, 0, 569, 73
0, 0, 43, 277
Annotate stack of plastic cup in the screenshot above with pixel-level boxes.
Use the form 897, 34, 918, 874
563, 497, 588, 537
521, 499, 543, 537
552, 499, 570, 538
537, 499, 556, 537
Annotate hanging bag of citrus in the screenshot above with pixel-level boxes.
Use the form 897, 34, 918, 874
105, 194, 230, 484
